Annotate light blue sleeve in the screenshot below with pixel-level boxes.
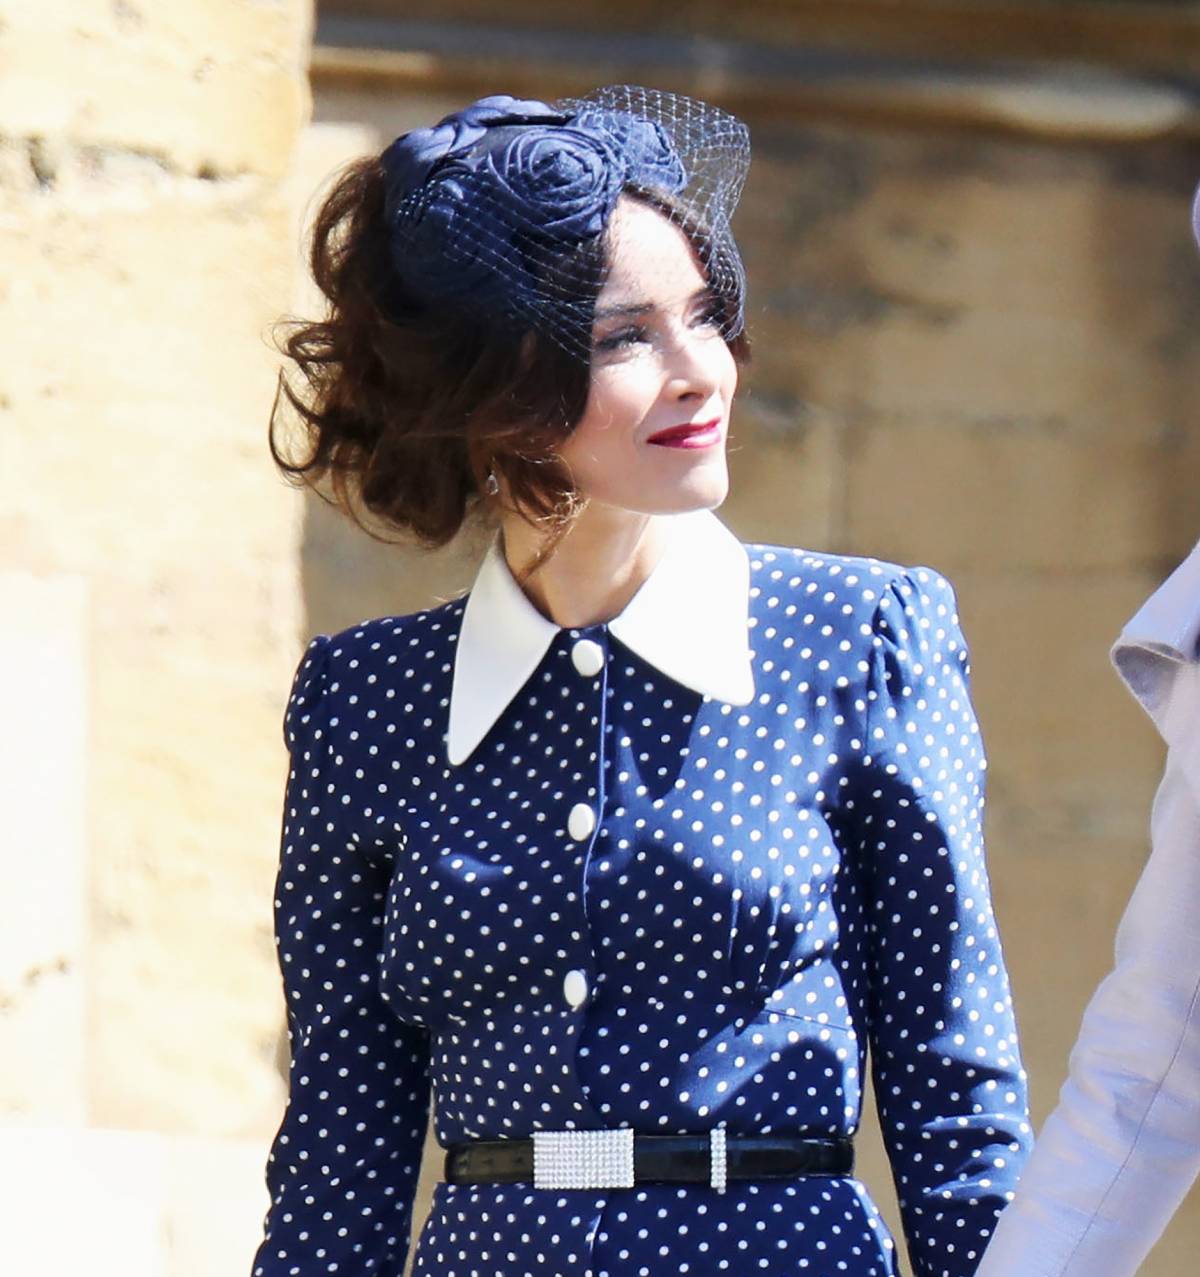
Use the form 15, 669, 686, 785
976, 745, 1200, 1277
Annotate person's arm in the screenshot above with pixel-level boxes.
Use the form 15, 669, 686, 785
252, 637, 432, 1277
861, 569, 1034, 1277
976, 750, 1200, 1277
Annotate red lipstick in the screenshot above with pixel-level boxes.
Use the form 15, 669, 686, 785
647, 418, 722, 449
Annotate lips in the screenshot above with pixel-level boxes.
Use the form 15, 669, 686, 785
647, 418, 723, 449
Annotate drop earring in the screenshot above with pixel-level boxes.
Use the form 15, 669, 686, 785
485, 469, 500, 496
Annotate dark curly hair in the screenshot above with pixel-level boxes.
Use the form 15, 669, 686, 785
270, 153, 749, 550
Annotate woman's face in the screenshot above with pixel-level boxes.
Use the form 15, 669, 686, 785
556, 198, 740, 516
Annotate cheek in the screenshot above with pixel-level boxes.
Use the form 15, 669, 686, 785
720, 344, 740, 397
566, 371, 652, 454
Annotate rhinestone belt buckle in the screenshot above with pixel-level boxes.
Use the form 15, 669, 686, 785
709, 1127, 728, 1193
532, 1129, 636, 1190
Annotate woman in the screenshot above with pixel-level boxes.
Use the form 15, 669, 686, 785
251, 86, 1032, 1277
977, 184, 1200, 1277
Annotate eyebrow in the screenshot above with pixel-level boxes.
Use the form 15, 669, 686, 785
592, 301, 654, 322
593, 288, 712, 323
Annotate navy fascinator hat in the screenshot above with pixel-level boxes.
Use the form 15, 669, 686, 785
378, 85, 750, 359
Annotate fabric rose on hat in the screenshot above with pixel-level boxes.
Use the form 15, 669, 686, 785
390, 122, 625, 310
574, 109, 687, 195
476, 123, 626, 246
382, 93, 691, 327
381, 95, 565, 204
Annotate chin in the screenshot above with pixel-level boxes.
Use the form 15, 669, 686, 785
637, 472, 730, 515
677, 463, 729, 511
585, 460, 730, 517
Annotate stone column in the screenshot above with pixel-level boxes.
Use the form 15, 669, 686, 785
0, 575, 88, 1124
0, 2, 314, 1272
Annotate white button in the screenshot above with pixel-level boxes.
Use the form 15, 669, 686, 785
563, 969, 589, 1009
571, 638, 605, 677
567, 802, 597, 842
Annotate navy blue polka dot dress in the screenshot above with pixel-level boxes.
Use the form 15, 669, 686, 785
251, 512, 1032, 1277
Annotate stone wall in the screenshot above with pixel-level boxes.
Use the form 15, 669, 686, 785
299, 74, 1200, 1273
0, 2, 313, 1273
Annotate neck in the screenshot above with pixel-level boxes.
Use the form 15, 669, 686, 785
499, 504, 674, 629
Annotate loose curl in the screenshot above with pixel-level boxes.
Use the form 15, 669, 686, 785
270, 154, 749, 553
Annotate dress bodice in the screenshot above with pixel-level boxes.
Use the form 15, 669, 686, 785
253, 538, 1032, 1277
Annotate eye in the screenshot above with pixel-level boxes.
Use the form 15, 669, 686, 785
690, 295, 725, 331
594, 324, 648, 354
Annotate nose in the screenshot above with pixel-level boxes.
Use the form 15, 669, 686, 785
663, 324, 722, 402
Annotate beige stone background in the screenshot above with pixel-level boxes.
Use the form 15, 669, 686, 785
3, 1, 1200, 1274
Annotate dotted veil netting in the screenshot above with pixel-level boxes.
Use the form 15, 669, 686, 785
380, 85, 752, 360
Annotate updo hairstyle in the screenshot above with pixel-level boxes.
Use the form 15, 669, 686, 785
269, 110, 749, 548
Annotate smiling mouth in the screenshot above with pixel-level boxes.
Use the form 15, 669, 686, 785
647, 418, 723, 449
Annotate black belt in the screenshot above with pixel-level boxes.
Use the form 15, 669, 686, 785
444, 1134, 854, 1186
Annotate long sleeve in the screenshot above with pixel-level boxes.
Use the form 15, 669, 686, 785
252, 637, 432, 1277
975, 752, 1200, 1277
860, 569, 1033, 1277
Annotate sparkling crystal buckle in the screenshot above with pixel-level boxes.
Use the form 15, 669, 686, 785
709, 1126, 728, 1193
532, 1128, 636, 1190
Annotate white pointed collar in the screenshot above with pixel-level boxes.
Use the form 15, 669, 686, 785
446, 509, 755, 766
1112, 538, 1200, 730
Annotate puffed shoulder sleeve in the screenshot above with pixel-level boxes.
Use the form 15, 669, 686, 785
252, 636, 432, 1277
858, 569, 1033, 1277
